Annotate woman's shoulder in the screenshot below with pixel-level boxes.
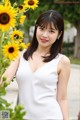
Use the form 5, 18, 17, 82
58, 54, 70, 73
59, 54, 70, 67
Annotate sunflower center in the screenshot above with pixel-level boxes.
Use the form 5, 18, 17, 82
14, 34, 19, 39
19, 5, 23, 10
28, 0, 34, 5
8, 47, 14, 53
0, 13, 10, 25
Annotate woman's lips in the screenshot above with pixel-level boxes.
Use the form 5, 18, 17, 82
40, 38, 48, 43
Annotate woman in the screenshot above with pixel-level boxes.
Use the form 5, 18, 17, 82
0, 10, 70, 119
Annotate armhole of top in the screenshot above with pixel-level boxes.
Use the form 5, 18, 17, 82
56, 54, 64, 75
15, 49, 27, 74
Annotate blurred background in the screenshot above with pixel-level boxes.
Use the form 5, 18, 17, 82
1, 0, 80, 119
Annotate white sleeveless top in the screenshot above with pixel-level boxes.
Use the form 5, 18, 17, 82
16, 51, 63, 119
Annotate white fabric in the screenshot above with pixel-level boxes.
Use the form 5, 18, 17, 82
16, 52, 64, 119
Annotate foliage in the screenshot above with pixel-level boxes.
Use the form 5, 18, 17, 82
62, 42, 74, 56
0, 82, 26, 120
47, 0, 80, 26
69, 55, 80, 65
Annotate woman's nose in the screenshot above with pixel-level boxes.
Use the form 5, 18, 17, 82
42, 31, 48, 37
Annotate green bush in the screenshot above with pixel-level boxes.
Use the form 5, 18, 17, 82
62, 42, 74, 56
0, 81, 26, 120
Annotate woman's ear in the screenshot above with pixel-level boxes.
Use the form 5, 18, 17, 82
57, 31, 62, 39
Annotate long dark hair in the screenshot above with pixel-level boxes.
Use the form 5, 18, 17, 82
23, 9, 64, 62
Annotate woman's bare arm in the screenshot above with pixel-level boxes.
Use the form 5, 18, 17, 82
57, 55, 70, 120
0, 54, 21, 86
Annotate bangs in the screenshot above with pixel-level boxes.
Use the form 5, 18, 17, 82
37, 17, 58, 30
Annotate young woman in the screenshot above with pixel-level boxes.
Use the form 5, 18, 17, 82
0, 10, 70, 120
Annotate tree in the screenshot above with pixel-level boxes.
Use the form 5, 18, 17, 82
49, 0, 80, 58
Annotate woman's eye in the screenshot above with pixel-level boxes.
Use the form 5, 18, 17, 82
39, 27, 44, 30
49, 30, 55, 33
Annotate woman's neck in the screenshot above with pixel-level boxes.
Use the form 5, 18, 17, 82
36, 46, 50, 56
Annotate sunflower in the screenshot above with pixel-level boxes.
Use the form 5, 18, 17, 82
19, 42, 27, 51
10, 30, 23, 41
0, 5, 17, 31
18, 4, 27, 13
20, 15, 26, 25
24, 0, 39, 10
4, 0, 11, 8
26, 42, 30, 48
2, 42, 19, 60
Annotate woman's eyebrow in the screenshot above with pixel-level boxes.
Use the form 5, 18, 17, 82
50, 27, 56, 30
38, 25, 44, 28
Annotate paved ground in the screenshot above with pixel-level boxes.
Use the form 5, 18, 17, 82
3, 64, 80, 120
68, 64, 80, 120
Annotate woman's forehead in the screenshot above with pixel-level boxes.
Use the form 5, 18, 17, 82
40, 22, 57, 30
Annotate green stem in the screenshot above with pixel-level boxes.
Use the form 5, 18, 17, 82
0, 32, 5, 77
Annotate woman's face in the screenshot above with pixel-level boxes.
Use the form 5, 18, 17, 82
36, 23, 59, 48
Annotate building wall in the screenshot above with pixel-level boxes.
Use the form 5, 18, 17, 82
63, 27, 77, 43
